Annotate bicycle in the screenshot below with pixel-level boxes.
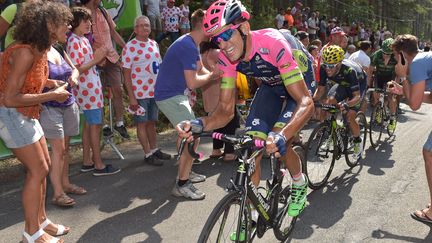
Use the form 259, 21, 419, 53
179, 132, 297, 242
303, 103, 367, 190
368, 88, 397, 148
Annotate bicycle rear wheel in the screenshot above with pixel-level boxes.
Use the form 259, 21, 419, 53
273, 167, 298, 241
345, 112, 367, 167
198, 191, 252, 243
304, 122, 336, 190
369, 105, 384, 148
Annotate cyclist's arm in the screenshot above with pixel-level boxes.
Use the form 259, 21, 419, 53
345, 90, 361, 107
201, 76, 237, 130
281, 79, 314, 140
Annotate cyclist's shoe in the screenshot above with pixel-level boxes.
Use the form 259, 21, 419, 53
114, 125, 131, 139
288, 176, 308, 217
375, 112, 382, 124
153, 149, 171, 160
352, 140, 363, 161
172, 180, 205, 200
229, 219, 257, 242
189, 171, 206, 183
230, 224, 247, 242
388, 119, 397, 133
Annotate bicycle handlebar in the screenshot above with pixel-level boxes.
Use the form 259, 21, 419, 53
177, 132, 265, 160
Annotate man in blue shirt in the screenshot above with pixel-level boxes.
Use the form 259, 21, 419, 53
389, 34, 432, 225
155, 9, 220, 200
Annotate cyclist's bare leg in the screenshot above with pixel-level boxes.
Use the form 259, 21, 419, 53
271, 128, 302, 180
388, 94, 398, 115
250, 151, 263, 187
373, 92, 380, 106
347, 110, 360, 137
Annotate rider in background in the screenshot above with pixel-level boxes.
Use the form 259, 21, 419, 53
370, 38, 398, 132
313, 45, 366, 160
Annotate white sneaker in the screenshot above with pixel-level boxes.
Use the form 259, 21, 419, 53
189, 171, 206, 183
172, 180, 205, 200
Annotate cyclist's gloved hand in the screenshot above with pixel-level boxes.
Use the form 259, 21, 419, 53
267, 132, 287, 156
189, 118, 204, 134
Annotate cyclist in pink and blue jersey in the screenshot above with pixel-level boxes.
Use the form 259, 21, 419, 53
176, 0, 314, 217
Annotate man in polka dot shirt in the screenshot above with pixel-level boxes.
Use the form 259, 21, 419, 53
156, 0, 182, 44
122, 15, 172, 166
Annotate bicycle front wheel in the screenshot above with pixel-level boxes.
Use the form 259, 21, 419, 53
198, 191, 252, 243
304, 122, 336, 190
369, 105, 384, 148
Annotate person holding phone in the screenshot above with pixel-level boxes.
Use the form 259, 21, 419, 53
388, 34, 432, 225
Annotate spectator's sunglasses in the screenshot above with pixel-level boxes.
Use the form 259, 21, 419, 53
323, 63, 339, 69
211, 24, 240, 45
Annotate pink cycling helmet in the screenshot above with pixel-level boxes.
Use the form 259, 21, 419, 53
203, 0, 250, 36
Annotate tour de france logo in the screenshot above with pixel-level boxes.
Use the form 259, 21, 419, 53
102, 0, 125, 21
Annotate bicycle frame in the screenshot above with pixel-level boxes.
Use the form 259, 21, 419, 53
230, 148, 289, 230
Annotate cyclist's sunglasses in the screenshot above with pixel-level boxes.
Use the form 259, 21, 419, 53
323, 63, 339, 69
211, 25, 240, 45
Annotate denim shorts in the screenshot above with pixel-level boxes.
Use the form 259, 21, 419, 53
156, 95, 195, 127
424, 131, 432, 152
0, 107, 44, 148
39, 103, 80, 139
134, 98, 158, 123
83, 108, 103, 125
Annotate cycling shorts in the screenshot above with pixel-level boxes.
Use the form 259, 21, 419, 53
245, 84, 297, 140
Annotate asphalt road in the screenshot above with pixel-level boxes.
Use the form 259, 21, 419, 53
1, 102, 432, 243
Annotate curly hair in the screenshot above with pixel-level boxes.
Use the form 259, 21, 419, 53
70, 7, 92, 32
13, 0, 72, 52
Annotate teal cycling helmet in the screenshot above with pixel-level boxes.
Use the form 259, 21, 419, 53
382, 38, 394, 54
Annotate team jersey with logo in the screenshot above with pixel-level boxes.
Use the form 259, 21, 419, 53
371, 49, 397, 82
66, 33, 103, 110
319, 59, 367, 94
122, 38, 162, 99
217, 28, 303, 88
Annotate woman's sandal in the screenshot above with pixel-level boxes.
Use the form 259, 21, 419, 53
64, 184, 87, 195
51, 194, 75, 207
41, 218, 70, 237
22, 228, 63, 243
